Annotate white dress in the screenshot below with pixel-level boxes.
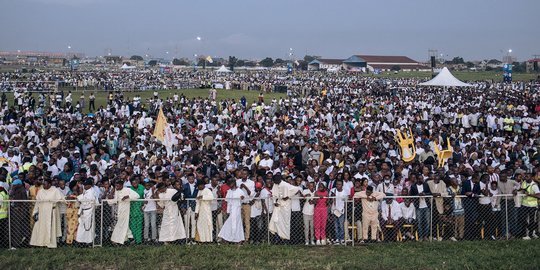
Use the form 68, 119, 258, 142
218, 188, 245, 243
158, 189, 187, 242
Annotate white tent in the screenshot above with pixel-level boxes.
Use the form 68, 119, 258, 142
418, 67, 472, 87
216, 65, 231, 73
121, 64, 135, 70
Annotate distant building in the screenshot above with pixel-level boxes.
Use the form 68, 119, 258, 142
526, 58, 540, 73
308, 59, 344, 71
308, 55, 429, 72
344, 55, 430, 72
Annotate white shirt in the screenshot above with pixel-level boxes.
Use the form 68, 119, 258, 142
416, 184, 428, 208
302, 189, 315, 215
236, 179, 255, 203
258, 158, 273, 170
381, 200, 402, 221
251, 188, 270, 218
400, 203, 416, 220
143, 188, 157, 212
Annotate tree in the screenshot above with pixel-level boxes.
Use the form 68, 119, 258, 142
465, 61, 475, 68
148, 60, 157, 66
512, 61, 526, 73
172, 58, 189, 66
391, 65, 401, 71
274, 58, 285, 65
451, 57, 465, 64
236, 59, 245, 67
228, 56, 238, 71
303, 55, 319, 63
130, 55, 143, 61
259, 57, 274, 67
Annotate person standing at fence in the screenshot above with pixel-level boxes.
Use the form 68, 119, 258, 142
427, 175, 448, 241
269, 174, 299, 243
290, 176, 304, 245
447, 178, 464, 241
183, 173, 198, 244
350, 179, 366, 242
9, 179, 30, 248
380, 194, 403, 242
142, 179, 157, 243
195, 180, 214, 243
250, 181, 269, 244
354, 185, 385, 243
519, 173, 539, 240
462, 172, 482, 240
156, 183, 186, 244
236, 169, 254, 243
330, 180, 348, 245
0, 185, 8, 248
313, 182, 328, 245
206, 176, 222, 241
218, 179, 245, 243
109, 180, 140, 245
302, 182, 316, 245
498, 170, 518, 238
488, 181, 502, 240
129, 177, 144, 244
478, 174, 492, 240
76, 178, 97, 245
65, 181, 80, 245
410, 175, 432, 241
30, 178, 64, 248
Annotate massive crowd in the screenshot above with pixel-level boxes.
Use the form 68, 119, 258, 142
0, 69, 539, 249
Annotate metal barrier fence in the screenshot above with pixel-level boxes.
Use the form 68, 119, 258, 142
1, 194, 538, 249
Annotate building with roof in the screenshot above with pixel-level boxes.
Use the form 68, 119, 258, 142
307, 59, 344, 71
343, 55, 430, 72
526, 58, 540, 73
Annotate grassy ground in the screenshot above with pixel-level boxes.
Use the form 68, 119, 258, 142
1, 240, 538, 269
5, 89, 288, 110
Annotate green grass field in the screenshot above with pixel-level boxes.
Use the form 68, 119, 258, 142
6, 89, 288, 111
1, 240, 538, 269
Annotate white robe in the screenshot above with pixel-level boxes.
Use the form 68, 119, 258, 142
76, 188, 98, 244
30, 187, 64, 248
269, 181, 298, 240
158, 189, 186, 242
218, 188, 245, 243
195, 188, 214, 242
109, 188, 140, 244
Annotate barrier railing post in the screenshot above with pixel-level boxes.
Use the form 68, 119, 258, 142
351, 199, 355, 247
100, 201, 103, 248
8, 200, 12, 250
429, 197, 433, 242
505, 195, 509, 240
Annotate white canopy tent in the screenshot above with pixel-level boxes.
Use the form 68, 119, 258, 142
216, 65, 232, 73
418, 67, 472, 87
120, 64, 135, 70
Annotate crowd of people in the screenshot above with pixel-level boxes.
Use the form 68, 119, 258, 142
0, 69, 539, 249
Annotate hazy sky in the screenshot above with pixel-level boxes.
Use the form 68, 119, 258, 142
1, 0, 539, 61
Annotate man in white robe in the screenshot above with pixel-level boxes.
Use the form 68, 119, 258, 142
109, 181, 140, 244
76, 179, 98, 244
218, 179, 245, 243
30, 179, 64, 248
157, 183, 186, 242
269, 174, 300, 241
195, 180, 214, 243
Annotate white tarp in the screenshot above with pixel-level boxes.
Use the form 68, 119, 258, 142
216, 65, 231, 73
418, 67, 472, 87
121, 64, 135, 70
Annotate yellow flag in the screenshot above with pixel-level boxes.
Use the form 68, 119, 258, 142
153, 107, 167, 142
